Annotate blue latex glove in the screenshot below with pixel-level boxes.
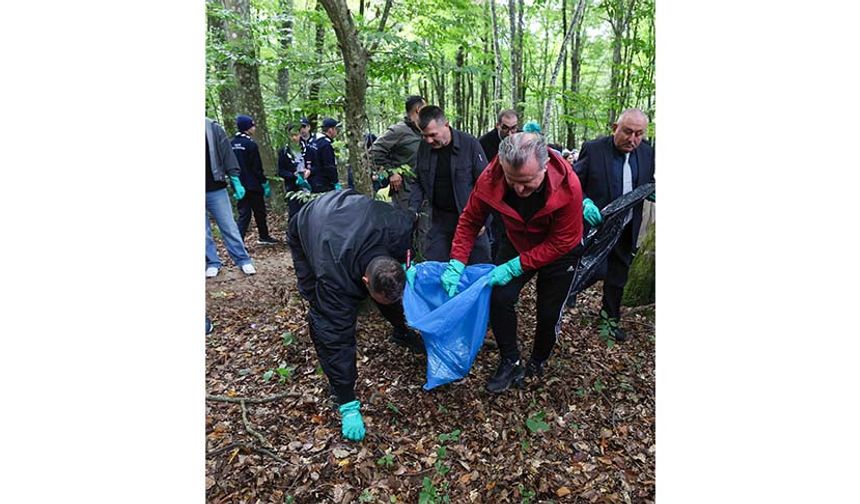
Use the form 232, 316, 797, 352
647, 191, 656, 202
488, 256, 523, 287
334, 182, 343, 191
582, 198, 603, 226
296, 173, 311, 191
338, 400, 365, 442
229, 176, 245, 200
263, 181, 271, 199
440, 259, 465, 298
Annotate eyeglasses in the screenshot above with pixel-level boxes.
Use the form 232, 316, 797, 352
499, 124, 518, 133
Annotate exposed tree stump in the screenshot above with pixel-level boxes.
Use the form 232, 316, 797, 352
623, 221, 655, 307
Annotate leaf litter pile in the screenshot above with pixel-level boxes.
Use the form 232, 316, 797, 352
206, 221, 655, 503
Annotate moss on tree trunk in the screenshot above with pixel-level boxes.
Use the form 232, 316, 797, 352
622, 222, 655, 307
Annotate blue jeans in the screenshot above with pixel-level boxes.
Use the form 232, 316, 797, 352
206, 189, 252, 269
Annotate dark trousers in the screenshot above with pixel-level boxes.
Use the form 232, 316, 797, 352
423, 208, 492, 264
237, 190, 271, 240
490, 238, 579, 363
581, 222, 636, 320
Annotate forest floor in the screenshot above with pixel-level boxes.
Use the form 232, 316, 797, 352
205, 215, 655, 504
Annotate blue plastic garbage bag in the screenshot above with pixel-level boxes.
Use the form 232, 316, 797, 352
403, 261, 495, 390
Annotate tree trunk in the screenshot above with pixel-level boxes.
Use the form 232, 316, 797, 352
454, 46, 464, 129
276, 0, 294, 106
605, 0, 637, 125
568, 11, 584, 148
622, 221, 655, 307
306, 1, 327, 127
507, 0, 519, 113
207, 0, 238, 126
541, 0, 586, 133
223, 0, 276, 175
317, 0, 373, 195
490, 0, 503, 114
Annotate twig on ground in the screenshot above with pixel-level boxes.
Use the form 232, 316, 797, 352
207, 441, 293, 465
241, 399, 272, 449
206, 390, 302, 404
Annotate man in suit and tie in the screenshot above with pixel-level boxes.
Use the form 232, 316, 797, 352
574, 108, 655, 343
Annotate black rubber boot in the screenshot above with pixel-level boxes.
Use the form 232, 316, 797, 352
485, 357, 525, 393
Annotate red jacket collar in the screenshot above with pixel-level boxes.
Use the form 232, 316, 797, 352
474, 149, 574, 223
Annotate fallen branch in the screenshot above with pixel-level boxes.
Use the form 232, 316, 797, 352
241, 399, 273, 449
206, 441, 293, 465
206, 390, 302, 404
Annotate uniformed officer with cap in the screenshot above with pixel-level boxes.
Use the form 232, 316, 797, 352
305, 118, 341, 193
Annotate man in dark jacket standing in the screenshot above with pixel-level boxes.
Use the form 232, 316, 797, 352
409, 106, 491, 263
370, 95, 426, 209
442, 132, 584, 393
287, 190, 424, 442
574, 108, 655, 343
305, 118, 341, 193
232, 115, 278, 245
478, 109, 519, 162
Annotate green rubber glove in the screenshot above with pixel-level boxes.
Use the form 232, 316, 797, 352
440, 259, 466, 298
488, 256, 523, 287
230, 176, 245, 200
334, 182, 343, 191
338, 400, 365, 442
647, 191, 656, 202
582, 198, 603, 226
296, 173, 311, 191
263, 181, 271, 199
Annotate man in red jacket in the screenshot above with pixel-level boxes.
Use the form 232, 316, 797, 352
441, 132, 584, 393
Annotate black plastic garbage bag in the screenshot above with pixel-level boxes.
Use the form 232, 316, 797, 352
567, 182, 655, 297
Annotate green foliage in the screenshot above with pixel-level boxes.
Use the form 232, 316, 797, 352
207, 0, 654, 145
526, 411, 550, 434
263, 363, 294, 384
593, 378, 605, 393
598, 309, 618, 348
519, 484, 537, 504
437, 429, 461, 443
281, 331, 294, 346
386, 402, 401, 415
359, 489, 375, 503
377, 453, 395, 468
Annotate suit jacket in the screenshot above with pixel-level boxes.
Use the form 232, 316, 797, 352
574, 135, 655, 245
408, 127, 488, 217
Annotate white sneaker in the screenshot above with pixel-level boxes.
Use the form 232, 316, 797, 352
241, 263, 256, 275
205, 267, 219, 278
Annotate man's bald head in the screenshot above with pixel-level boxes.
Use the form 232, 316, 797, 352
612, 108, 649, 153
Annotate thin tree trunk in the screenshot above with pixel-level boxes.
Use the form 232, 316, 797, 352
490, 0, 503, 114
516, 0, 525, 115
223, 0, 276, 174
317, 0, 373, 195
307, 1, 326, 127
454, 46, 464, 129
508, 0, 519, 111
276, 0, 294, 106
569, 12, 584, 148
542, 0, 586, 133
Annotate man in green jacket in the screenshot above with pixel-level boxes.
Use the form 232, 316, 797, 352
370, 95, 426, 211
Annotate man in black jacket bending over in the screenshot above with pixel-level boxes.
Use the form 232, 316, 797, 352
287, 190, 424, 442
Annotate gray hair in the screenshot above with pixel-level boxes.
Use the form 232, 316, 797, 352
498, 132, 548, 171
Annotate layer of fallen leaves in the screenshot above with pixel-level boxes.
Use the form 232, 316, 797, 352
206, 217, 655, 504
